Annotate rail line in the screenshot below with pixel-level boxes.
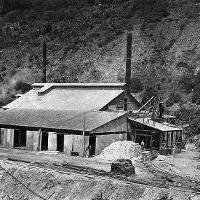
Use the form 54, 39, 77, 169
1, 158, 200, 196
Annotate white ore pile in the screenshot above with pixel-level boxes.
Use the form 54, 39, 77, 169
95, 141, 142, 162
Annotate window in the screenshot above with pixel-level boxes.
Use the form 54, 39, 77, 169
124, 98, 128, 111
116, 104, 124, 110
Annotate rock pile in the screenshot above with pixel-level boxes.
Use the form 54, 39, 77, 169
95, 141, 142, 162
111, 159, 135, 176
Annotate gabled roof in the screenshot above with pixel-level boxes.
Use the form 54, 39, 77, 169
129, 117, 182, 132
4, 83, 126, 111
0, 109, 127, 133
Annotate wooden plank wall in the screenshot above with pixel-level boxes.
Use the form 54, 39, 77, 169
95, 133, 127, 155
107, 93, 140, 111
1, 128, 128, 156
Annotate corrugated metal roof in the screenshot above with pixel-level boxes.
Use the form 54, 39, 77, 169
0, 109, 127, 132
129, 117, 182, 132
4, 87, 124, 111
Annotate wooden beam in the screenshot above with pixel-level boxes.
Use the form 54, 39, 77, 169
82, 113, 85, 157
38, 128, 42, 151
137, 96, 154, 112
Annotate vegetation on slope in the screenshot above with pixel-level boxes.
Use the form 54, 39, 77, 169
0, 0, 200, 134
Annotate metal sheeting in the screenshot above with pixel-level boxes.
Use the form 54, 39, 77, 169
129, 117, 182, 132
0, 109, 127, 133
4, 87, 124, 111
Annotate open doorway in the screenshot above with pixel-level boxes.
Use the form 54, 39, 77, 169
135, 133, 151, 148
0, 129, 3, 145
14, 129, 26, 148
57, 134, 64, 152
41, 131, 48, 150
89, 135, 96, 156
152, 132, 160, 150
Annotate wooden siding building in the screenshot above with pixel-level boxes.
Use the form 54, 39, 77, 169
0, 83, 140, 156
128, 117, 182, 151
0, 83, 182, 156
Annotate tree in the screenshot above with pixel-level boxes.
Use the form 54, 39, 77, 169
179, 73, 195, 93
175, 103, 200, 136
192, 72, 200, 104
141, 86, 157, 105
14, 80, 32, 94
130, 77, 143, 93
166, 92, 182, 107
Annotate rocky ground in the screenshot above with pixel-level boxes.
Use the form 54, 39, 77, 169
0, 148, 199, 199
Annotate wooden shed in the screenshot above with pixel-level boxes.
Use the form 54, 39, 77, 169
128, 117, 183, 152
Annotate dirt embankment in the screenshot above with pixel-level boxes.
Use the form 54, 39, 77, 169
0, 164, 199, 200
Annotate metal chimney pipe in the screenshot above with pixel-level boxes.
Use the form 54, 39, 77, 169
42, 41, 47, 83
125, 32, 132, 93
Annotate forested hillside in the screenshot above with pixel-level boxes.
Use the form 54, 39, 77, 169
0, 0, 200, 134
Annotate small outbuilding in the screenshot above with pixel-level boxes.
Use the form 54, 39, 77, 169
128, 117, 183, 151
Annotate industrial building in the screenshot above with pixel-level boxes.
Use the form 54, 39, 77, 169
0, 33, 183, 156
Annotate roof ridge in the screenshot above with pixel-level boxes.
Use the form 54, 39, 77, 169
34, 82, 126, 95
33, 82, 126, 87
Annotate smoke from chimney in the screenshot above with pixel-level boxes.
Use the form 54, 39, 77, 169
42, 41, 47, 83
125, 33, 132, 93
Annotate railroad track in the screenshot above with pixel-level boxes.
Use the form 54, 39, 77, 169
1, 158, 200, 195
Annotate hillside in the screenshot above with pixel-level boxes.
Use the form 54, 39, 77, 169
0, 0, 200, 113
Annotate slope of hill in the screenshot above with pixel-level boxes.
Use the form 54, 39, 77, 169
0, 0, 200, 108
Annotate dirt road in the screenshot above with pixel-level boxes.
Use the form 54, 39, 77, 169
0, 148, 199, 199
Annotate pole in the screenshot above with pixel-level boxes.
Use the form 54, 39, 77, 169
82, 113, 85, 157
126, 114, 129, 140
38, 128, 42, 151
125, 32, 132, 93
42, 41, 47, 83
137, 96, 154, 113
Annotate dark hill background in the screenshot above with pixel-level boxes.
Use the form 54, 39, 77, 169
0, 0, 200, 135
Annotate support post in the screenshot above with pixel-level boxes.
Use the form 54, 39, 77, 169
134, 130, 137, 142
82, 113, 85, 157
126, 115, 129, 140
38, 128, 42, 151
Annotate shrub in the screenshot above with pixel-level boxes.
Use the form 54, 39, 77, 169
135, 0, 170, 23
2, 0, 32, 13
175, 103, 200, 136
141, 87, 157, 105
90, 68, 102, 82
166, 92, 182, 107
130, 77, 143, 93
192, 72, 200, 105
14, 81, 32, 93
179, 73, 195, 93
192, 84, 200, 105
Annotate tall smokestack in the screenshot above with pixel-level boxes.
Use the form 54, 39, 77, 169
125, 32, 132, 93
42, 41, 47, 83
